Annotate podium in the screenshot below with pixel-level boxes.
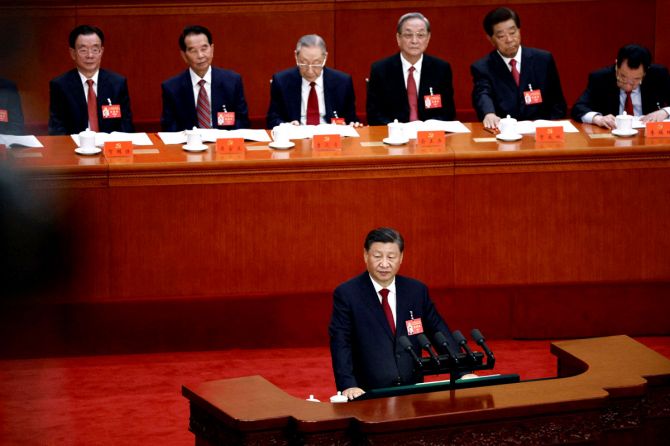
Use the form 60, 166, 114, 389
182, 336, 670, 445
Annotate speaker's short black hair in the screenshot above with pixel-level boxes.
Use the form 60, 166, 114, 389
179, 25, 213, 51
617, 44, 652, 71
69, 25, 104, 49
364, 227, 404, 252
483, 7, 521, 37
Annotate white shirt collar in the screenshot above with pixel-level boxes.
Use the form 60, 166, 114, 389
301, 71, 324, 88
369, 274, 397, 296
400, 53, 423, 74
189, 66, 212, 85
498, 46, 522, 70
78, 70, 99, 85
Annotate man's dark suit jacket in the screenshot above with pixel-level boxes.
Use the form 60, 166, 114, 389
471, 47, 567, 121
48, 69, 133, 135
329, 272, 457, 391
571, 64, 670, 120
0, 77, 24, 135
161, 67, 250, 131
266, 67, 359, 128
366, 53, 456, 125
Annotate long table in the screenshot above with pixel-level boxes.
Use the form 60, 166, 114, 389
2, 123, 669, 356
181, 335, 670, 445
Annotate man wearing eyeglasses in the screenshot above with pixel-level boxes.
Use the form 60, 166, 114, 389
471, 7, 566, 129
49, 25, 134, 135
266, 34, 359, 128
162, 25, 249, 131
572, 45, 670, 129
366, 12, 456, 125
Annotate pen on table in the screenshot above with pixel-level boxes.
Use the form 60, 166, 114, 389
484, 126, 500, 135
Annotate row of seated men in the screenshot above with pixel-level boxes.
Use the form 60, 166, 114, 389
1, 7, 669, 137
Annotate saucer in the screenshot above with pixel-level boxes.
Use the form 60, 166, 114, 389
611, 128, 638, 137
75, 147, 102, 155
495, 133, 522, 142
269, 141, 295, 150
182, 143, 208, 152
382, 137, 409, 146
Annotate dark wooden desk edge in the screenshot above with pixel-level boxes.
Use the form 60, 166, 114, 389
182, 335, 670, 442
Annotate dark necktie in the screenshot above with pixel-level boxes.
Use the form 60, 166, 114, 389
86, 79, 99, 132
306, 81, 320, 125
407, 66, 418, 122
510, 59, 520, 87
624, 91, 634, 115
196, 79, 211, 128
379, 288, 395, 335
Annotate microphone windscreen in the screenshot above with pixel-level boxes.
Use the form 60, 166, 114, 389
398, 335, 413, 350
453, 330, 466, 345
434, 331, 448, 346
471, 328, 484, 343
417, 333, 430, 348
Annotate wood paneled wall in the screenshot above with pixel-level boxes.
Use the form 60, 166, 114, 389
1, 0, 667, 132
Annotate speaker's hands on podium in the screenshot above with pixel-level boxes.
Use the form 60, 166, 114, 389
342, 387, 365, 400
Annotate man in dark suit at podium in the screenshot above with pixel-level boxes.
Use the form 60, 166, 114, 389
161, 25, 249, 131
329, 227, 457, 400
571, 44, 670, 129
0, 77, 25, 135
266, 34, 359, 128
49, 25, 134, 135
366, 12, 456, 125
471, 7, 566, 129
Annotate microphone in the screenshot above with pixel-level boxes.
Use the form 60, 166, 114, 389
416, 333, 440, 366
471, 328, 495, 365
452, 330, 477, 362
398, 336, 423, 368
434, 331, 459, 364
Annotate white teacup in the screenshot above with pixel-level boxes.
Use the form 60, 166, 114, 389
387, 120, 405, 141
271, 124, 292, 144
79, 128, 96, 150
185, 128, 202, 147
615, 113, 633, 132
498, 115, 517, 135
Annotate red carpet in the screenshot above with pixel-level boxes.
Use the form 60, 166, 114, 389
1, 337, 668, 445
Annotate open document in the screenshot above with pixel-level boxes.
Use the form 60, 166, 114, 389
515, 120, 580, 134
70, 132, 154, 147
0, 134, 43, 148
157, 128, 272, 144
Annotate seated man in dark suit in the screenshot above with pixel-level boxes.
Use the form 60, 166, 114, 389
49, 25, 134, 135
0, 77, 25, 135
572, 44, 670, 129
161, 25, 249, 131
266, 34, 359, 128
471, 7, 566, 129
366, 12, 456, 125
329, 227, 458, 400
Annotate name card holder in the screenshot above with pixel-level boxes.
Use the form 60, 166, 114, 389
330, 117, 345, 125
103, 140, 133, 157
535, 126, 564, 142
312, 134, 342, 151
216, 138, 245, 153
645, 122, 670, 138
417, 130, 445, 147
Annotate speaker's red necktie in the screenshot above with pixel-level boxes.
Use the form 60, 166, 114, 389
379, 288, 395, 335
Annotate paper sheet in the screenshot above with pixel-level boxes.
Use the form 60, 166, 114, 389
0, 134, 44, 148
71, 132, 153, 146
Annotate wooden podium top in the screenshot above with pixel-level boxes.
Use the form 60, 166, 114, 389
182, 335, 670, 443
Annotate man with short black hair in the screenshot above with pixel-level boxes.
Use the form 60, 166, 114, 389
471, 7, 566, 129
329, 227, 457, 400
572, 44, 670, 129
266, 34, 359, 128
161, 25, 249, 131
366, 12, 456, 125
49, 24, 134, 135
